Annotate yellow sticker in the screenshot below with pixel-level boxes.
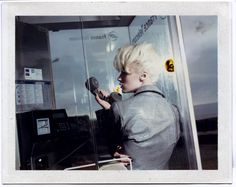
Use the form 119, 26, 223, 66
165, 59, 175, 72
113, 85, 122, 94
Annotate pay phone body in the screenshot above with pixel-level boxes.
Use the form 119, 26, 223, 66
16, 109, 84, 170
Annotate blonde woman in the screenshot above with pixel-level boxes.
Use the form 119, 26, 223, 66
96, 43, 180, 170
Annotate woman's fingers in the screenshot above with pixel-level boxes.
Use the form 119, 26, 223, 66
98, 89, 109, 98
113, 152, 132, 164
95, 93, 111, 109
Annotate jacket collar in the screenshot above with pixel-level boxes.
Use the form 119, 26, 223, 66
134, 85, 165, 98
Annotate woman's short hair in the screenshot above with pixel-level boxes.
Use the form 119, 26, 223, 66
113, 43, 162, 83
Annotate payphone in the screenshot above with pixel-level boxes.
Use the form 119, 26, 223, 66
16, 109, 90, 170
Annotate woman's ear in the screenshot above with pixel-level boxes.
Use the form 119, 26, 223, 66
140, 72, 148, 81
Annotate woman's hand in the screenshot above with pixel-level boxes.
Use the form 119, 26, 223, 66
95, 90, 111, 110
113, 151, 132, 167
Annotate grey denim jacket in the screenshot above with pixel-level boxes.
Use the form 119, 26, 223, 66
111, 85, 180, 170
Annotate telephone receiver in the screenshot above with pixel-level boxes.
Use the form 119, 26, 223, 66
85, 77, 122, 104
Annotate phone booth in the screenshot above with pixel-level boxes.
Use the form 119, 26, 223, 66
16, 16, 202, 170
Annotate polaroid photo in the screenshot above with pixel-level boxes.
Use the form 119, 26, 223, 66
1, 1, 233, 184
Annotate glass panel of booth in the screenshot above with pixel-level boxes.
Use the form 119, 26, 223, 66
48, 26, 131, 170
80, 25, 131, 169
127, 16, 197, 169
48, 28, 99, 169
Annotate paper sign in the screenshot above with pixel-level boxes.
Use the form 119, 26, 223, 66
16, 83, 44, 105
24, 68, 43, 80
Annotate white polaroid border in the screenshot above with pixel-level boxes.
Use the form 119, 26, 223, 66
1, 1, 232, 184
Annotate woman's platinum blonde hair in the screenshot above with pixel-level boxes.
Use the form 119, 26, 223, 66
113, 43, 162, 83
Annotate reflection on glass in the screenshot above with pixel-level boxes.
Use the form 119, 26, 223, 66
49, 29, 90, 116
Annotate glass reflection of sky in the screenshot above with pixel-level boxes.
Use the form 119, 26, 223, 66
181, 16, 217, 106
49, 29, 89, 116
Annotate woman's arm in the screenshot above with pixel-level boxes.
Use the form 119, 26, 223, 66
95, 90, 111, 110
